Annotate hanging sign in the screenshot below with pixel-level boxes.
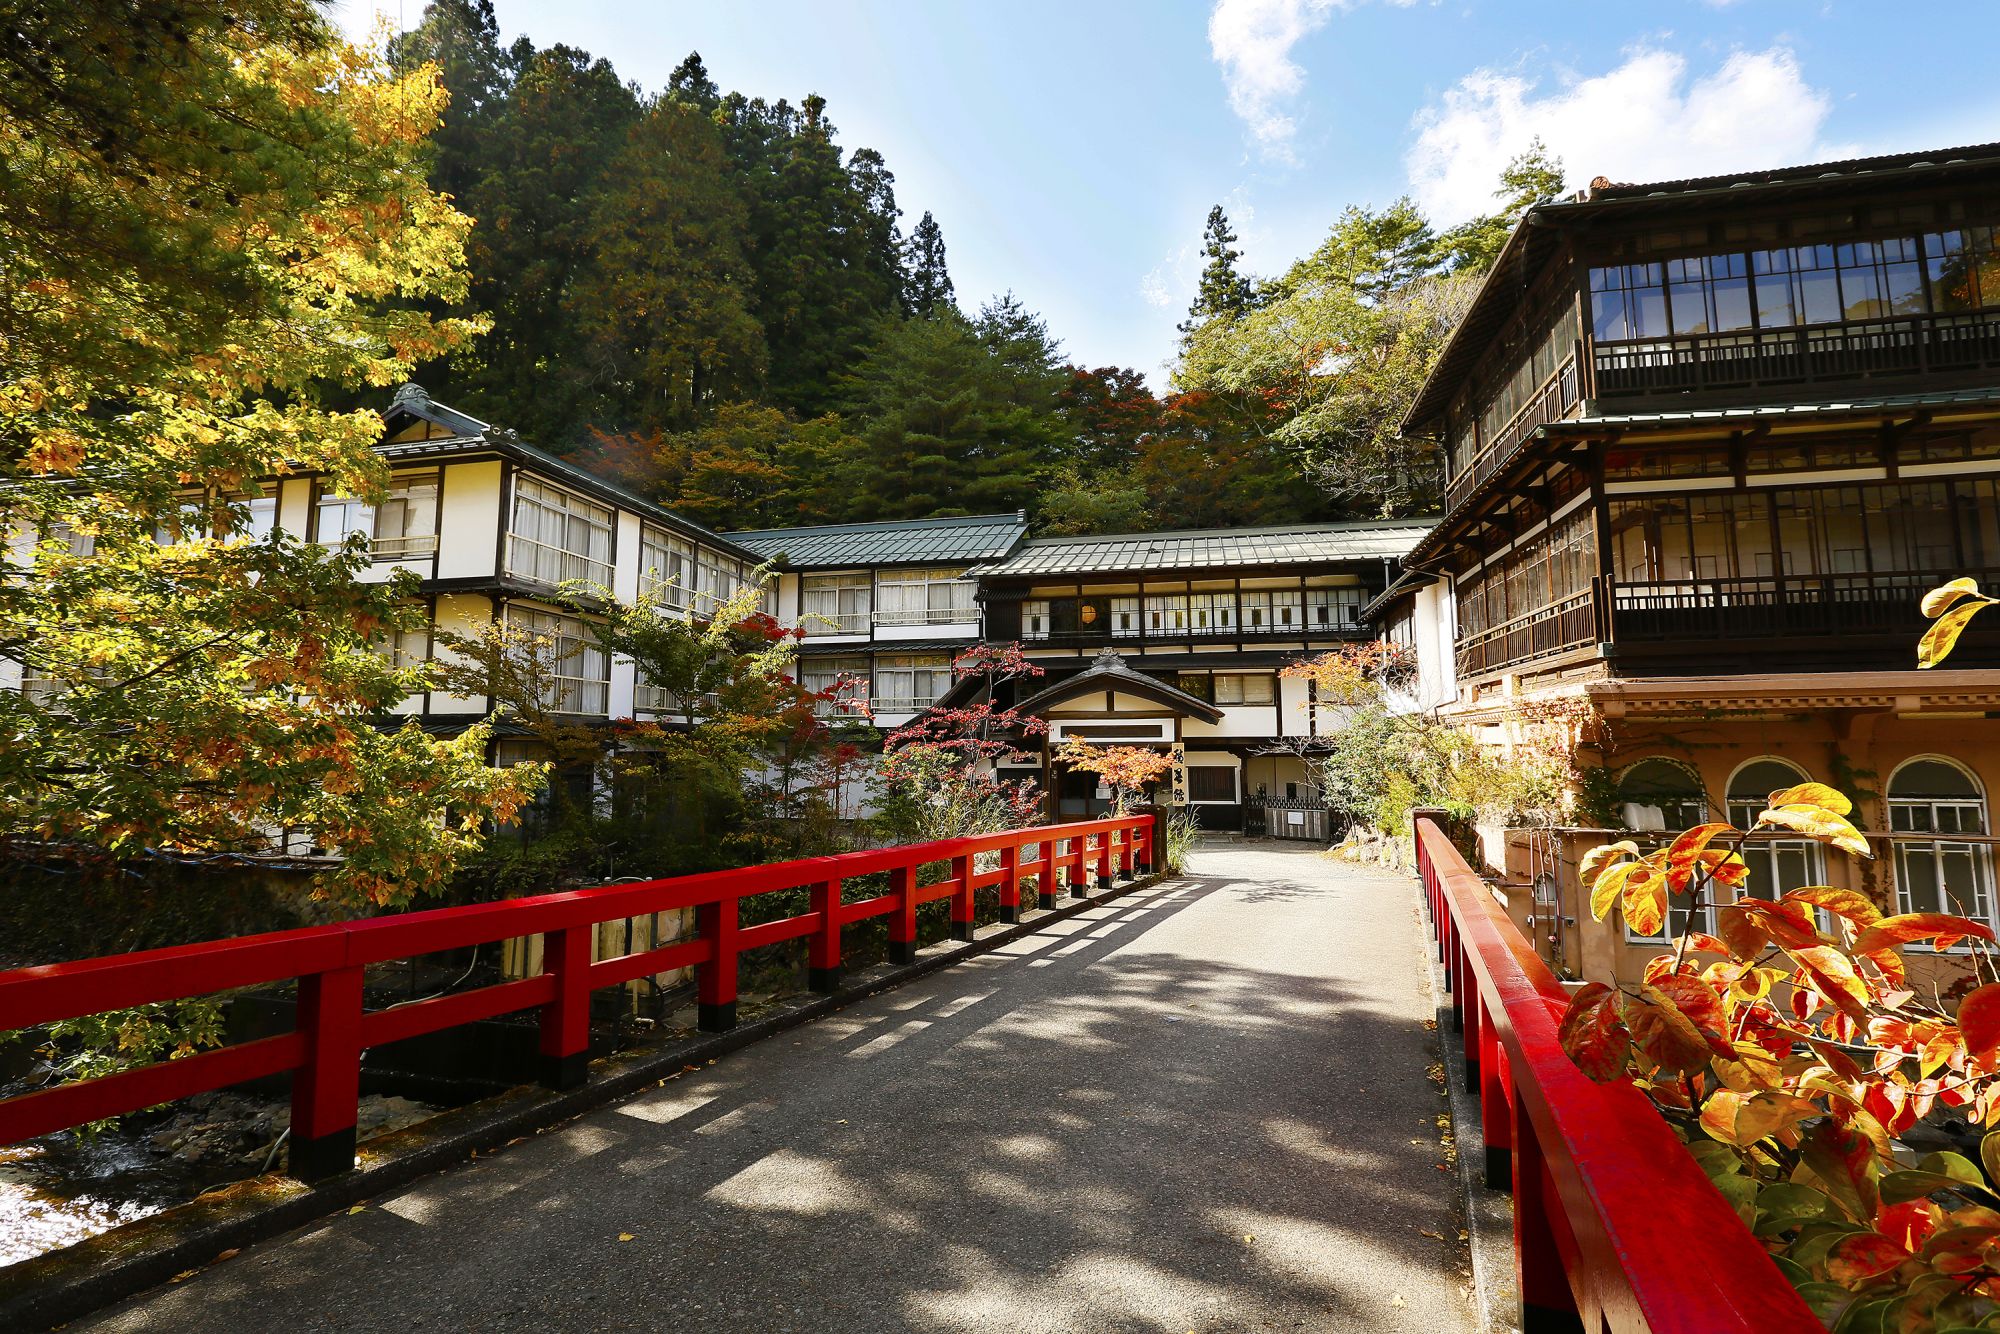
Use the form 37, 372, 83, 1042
1170, 742, 1188, 807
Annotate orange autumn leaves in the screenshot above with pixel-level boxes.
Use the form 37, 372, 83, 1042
1559, 779, 2000, 1319
1918, 578, 1999, 671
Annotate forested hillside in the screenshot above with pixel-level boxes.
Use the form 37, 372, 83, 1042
390, 2, 1560, 529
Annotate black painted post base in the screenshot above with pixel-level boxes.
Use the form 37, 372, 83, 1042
537, 1050, 589, 1092
889, 941, 917, 966
1485, 1145, 1511, 1191
1135, 862, 1152, 877
1068, 879, 1087, 900
1037, 892, 1058, 911
808, 965, 841, 994
998, 904, 1019, 924
950, 921, 974, 942
1522, 1303, 1585, 1334
1465, 1055, 1478, 1085
288, 1127, 357, 1184
1096, 875, 1113, 890
697, 1000, 737, 1033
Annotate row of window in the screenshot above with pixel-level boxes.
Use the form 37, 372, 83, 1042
796, 654, 954, 714
1607, 478, 2000, 585
799, 568, 977, 634
1454, 512, 1593, 640
1613, 755, 1993, 943
1589, 226, 2000, 342
1021, 588, 1365, 640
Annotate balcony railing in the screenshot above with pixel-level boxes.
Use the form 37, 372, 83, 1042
1454, 586, 1598, 680
1607, 568, 2000, 643
1414, 817, 1820, 1330
1594, 308, 2000, 398
872, 606, 976, 627
802, 611, 872, 635
506, 534, 612, 589
1444, 358, 1577, 516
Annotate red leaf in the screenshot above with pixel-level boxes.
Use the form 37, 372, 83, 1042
1663, 822, 1736, 892
1825, 1231, 1911, 1284
1652, 974, 1733, 1056
1958, 984, 2000, 1066
1854, 913, 1997, 955
1557, 982, 1631, 1083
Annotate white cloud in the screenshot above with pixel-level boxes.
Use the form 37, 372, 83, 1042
1207, 0, 1355, 160
1405, 46, 1835, 223
1139, 268, 1174, 309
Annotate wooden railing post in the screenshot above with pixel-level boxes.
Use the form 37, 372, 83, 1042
1481, 1028, 1514, 1191
1139, 813, 1157, 875
998, 843, 1021, 923
809, 878, 843, 993
1118, 822, 1136, 878
1068, 836, 1087, 899
1035, 842, 1058, 911
1094, 828, 1113, 889
950, 853, 975, 942
1513, 1101, 1584, 1332
537, 925, 592, 1090
696, 895, 739, 1032
289, 965, 365, 1183
889, 863, 917, 964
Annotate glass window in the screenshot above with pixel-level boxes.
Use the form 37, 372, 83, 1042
1891, 759, 1992, 933
506, 604, 609, 715
802, 572, 872, 633
1214, 674, 1275, 706
371, 617, 431, 672
1752, 245, 1842, 328
639, 526, 696, 608
1307, 587, 1364, 629
1666, 253, 1753, 335
1022, 600, 1050, 640
1727, 759, 1821, 901
875, 568, 975, 625
1176, 672, 1215, 703
372, 472, 440, 558
1145, 593, 1189, 634
1238, 590, 1271, 631
316, 491, 373, 548
1617, 758, 1706, 831
1188, 592, 1233, 633
508, 476, 613, 588
1926, 227, 2000, 314
1110, 596, 1142, 638
872, 654, 952, 712
1590, 263, 1668, 342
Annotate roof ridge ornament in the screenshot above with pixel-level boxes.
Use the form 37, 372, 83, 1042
1093, 646, 1127, 670
390, 381, 431, 409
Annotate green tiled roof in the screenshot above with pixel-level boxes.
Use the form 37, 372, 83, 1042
727, 513, 1029, 569
966, 519, 1433, 578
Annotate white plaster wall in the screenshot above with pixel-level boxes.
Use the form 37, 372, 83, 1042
1278, 674, 1315, 736
430, 592, 493, 714
276, 477, 312, 537
437, 460, 502, 580
1184, 706, 1283, 740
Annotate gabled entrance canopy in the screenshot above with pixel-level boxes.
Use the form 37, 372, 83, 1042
1011, 647, 1223, 724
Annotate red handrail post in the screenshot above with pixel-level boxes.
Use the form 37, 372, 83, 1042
537, 925, 592, 1090
1139, 813, 1157, 875
1118, 822, 1136, 878
1067, 837, 1087, 899
1035, 840, 1058, 911
997, 843, 1021, 923
1094, 828, 1113, 889
1481, 1030, 1514, 1190
289, 965, 364, 1182
950, 853, 975, 942
808, 878, 843, 993
1513, 1102, 1583, 1331
696, 895, 739, 1032
889, 863, 918, 965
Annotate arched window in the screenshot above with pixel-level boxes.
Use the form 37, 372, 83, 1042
1889, 757, 1994, 929
1727, 758, 1823, 901
1614, 758, 1710, 942
1617, 758, 1707, 832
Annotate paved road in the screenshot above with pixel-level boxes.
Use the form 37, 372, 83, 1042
87, 844, 1473, 1333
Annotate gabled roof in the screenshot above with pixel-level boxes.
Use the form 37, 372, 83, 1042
373, 384, 760, 561
727, 513, 1029, 569
967, 519, 1432, 578
1011, 648, 1224, 722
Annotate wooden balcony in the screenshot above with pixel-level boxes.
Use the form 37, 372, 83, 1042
1593, 308, 2000, 398
1443, 358, 1579, 516
1454, 586, 1599, 680
1606, 569, 1986, 643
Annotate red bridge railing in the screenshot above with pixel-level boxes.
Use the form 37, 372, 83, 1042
1415, 816, 1819, 1333
0, 815, 1154, 1182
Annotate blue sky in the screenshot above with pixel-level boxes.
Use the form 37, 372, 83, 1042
337, 1, 2000, 387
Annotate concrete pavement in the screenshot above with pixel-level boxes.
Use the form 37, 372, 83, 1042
84, 844, 1474, 1333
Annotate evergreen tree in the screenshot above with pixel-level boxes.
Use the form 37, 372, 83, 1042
1180, 204, 1257, 337
665, 51, 720, 111
569, 98, 766, 431
904, 211, 956, 316
1436, 139, 1566, 273
387, 0, 509, 206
